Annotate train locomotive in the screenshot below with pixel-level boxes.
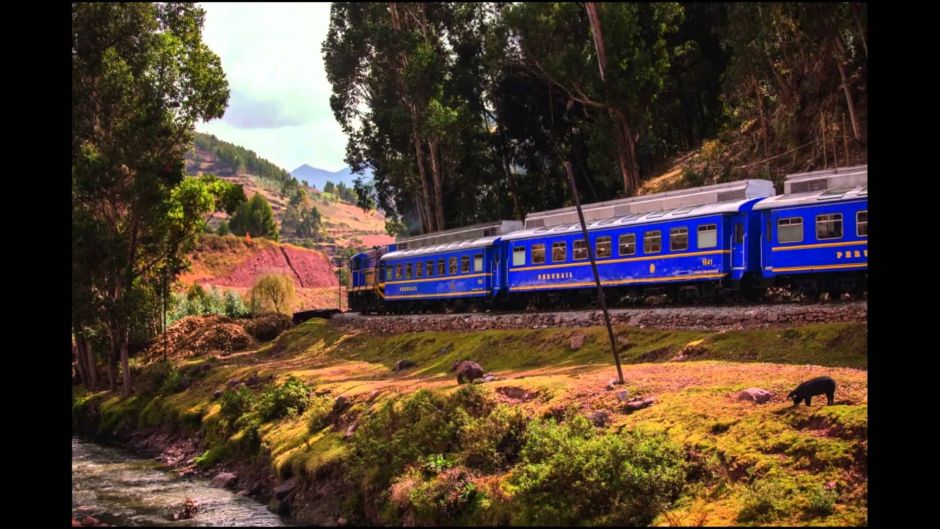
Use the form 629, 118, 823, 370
348, 165, 867, 313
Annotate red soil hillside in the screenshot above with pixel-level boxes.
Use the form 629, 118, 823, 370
179, 235, 343, 311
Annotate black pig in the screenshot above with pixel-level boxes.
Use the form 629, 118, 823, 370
787, 376, 836, 406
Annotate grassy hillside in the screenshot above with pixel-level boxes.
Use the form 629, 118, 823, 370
74, 319, 867, 526
186, 133, 391, 249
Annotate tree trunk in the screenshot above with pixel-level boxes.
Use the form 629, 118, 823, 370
108, 345, 117, 392
76, 332, 97, 389
428, 138, 445, 231
610, 109, 640, 195
753, 75, 768, 155
585, 3, 607, 82
410, 118, 437, 233
120, 324, 131, 398
834, 54, 861, 142
502, 152, 523, 221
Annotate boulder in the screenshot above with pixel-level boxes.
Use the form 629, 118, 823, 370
607, 378, 625, 390
210, 472, 237, 489
569, 334, 586, 350
394, 359, 416, 372
623, 397, 656, 412
589, 410, 611, 427
737, 388, 774, 404
212, 389, 223, 400
274, 477, 297, 500
451, 360, 484, 384
615, 390, 630, 402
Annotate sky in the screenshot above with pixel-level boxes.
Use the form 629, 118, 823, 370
195, 3, 348, 173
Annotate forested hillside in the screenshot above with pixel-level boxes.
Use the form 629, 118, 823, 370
324, 3, 867, 234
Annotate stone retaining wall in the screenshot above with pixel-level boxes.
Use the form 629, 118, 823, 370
329, 302, 867, 334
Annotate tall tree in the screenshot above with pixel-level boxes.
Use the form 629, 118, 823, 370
73, 3, 239, 396
229, 194, 279, 240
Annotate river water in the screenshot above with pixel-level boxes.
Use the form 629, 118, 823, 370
72, 437, 285, 526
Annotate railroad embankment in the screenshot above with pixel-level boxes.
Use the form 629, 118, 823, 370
73, 315, 867, 526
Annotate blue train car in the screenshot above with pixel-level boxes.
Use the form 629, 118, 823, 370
754, 185, 867, 296
377, 236, 503, 310
501, 196, 769, 303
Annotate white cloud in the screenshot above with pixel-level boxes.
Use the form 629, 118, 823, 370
196, 2, 347, 172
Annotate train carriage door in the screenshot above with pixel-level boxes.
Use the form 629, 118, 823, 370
732, 220, 746, 271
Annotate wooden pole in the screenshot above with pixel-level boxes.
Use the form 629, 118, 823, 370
564, 161, 624, 384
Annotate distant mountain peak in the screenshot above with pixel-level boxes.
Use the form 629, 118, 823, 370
290, 164, 373, 191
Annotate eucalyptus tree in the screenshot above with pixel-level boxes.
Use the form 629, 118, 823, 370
72, 3, 241, 395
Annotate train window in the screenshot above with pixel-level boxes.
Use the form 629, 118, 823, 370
778, 217, 803, 243
473, 254, 483, 272
573, 239, 588, 260
698, 224, 717, 248
532, 244, 546, 264
449, 257, 458, 274
416, 261, 424, 277
513, 246, 526, 266
735, 223, 744, 244
670, 227, 689, 251
644, 231, 661, 254
438, 259, 446, 276
461, 256, 470, 273
406, 263, 412, 279
596, 236, 612, 258
857, 211, 867, 237
552, 241, 567, 262
427, 261, 434, 276
816, 213, 843, 240
619, 234, 636, 256
395, 265, 402, 279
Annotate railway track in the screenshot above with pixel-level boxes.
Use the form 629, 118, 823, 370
330, 300, 867, 334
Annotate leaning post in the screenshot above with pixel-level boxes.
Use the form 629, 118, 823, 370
564, 161, 624, 384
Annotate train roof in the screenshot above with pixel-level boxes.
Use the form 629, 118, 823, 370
501, 197, 762, 242
752, 185, 867, 210
381, 236, 501, 260
523, 179, 775, 229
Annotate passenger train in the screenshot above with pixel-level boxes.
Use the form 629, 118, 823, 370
347, 166, 867, 313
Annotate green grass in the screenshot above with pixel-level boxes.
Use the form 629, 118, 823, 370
297, 320, 867, 373
73, 317, 867, 526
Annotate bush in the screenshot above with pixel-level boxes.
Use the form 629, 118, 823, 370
256, 376, 310, 422
220, 387, 255, 434
511, 415, 687, 526
223, 289, 248, 318
306, 394, 336, 433
737, 475, 795, 523
391, 466, 480, 525
135, 360, 184, 396
458, 405, 528, 473
803, 483, 837, 518
249, 274, 296, 315
244, 312, 292, 341
350, 390, 463, 488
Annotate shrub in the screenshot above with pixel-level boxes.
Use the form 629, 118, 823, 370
249, 274, 296, 315
458, 405, 528, 473
256, 376, 310, 422
392, 466, 480, 525
350, 390, 462, 488
244, 312, 293, 341
737, 474, 795, 523
803, 483, 837, 518
135, 360, 174, 396
306, 394, 336, 433
220, 387, 255, 434
511, 415, 687, 526
223, 289, 248, 318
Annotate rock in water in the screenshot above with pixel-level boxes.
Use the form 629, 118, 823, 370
210, 472, 237, 489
